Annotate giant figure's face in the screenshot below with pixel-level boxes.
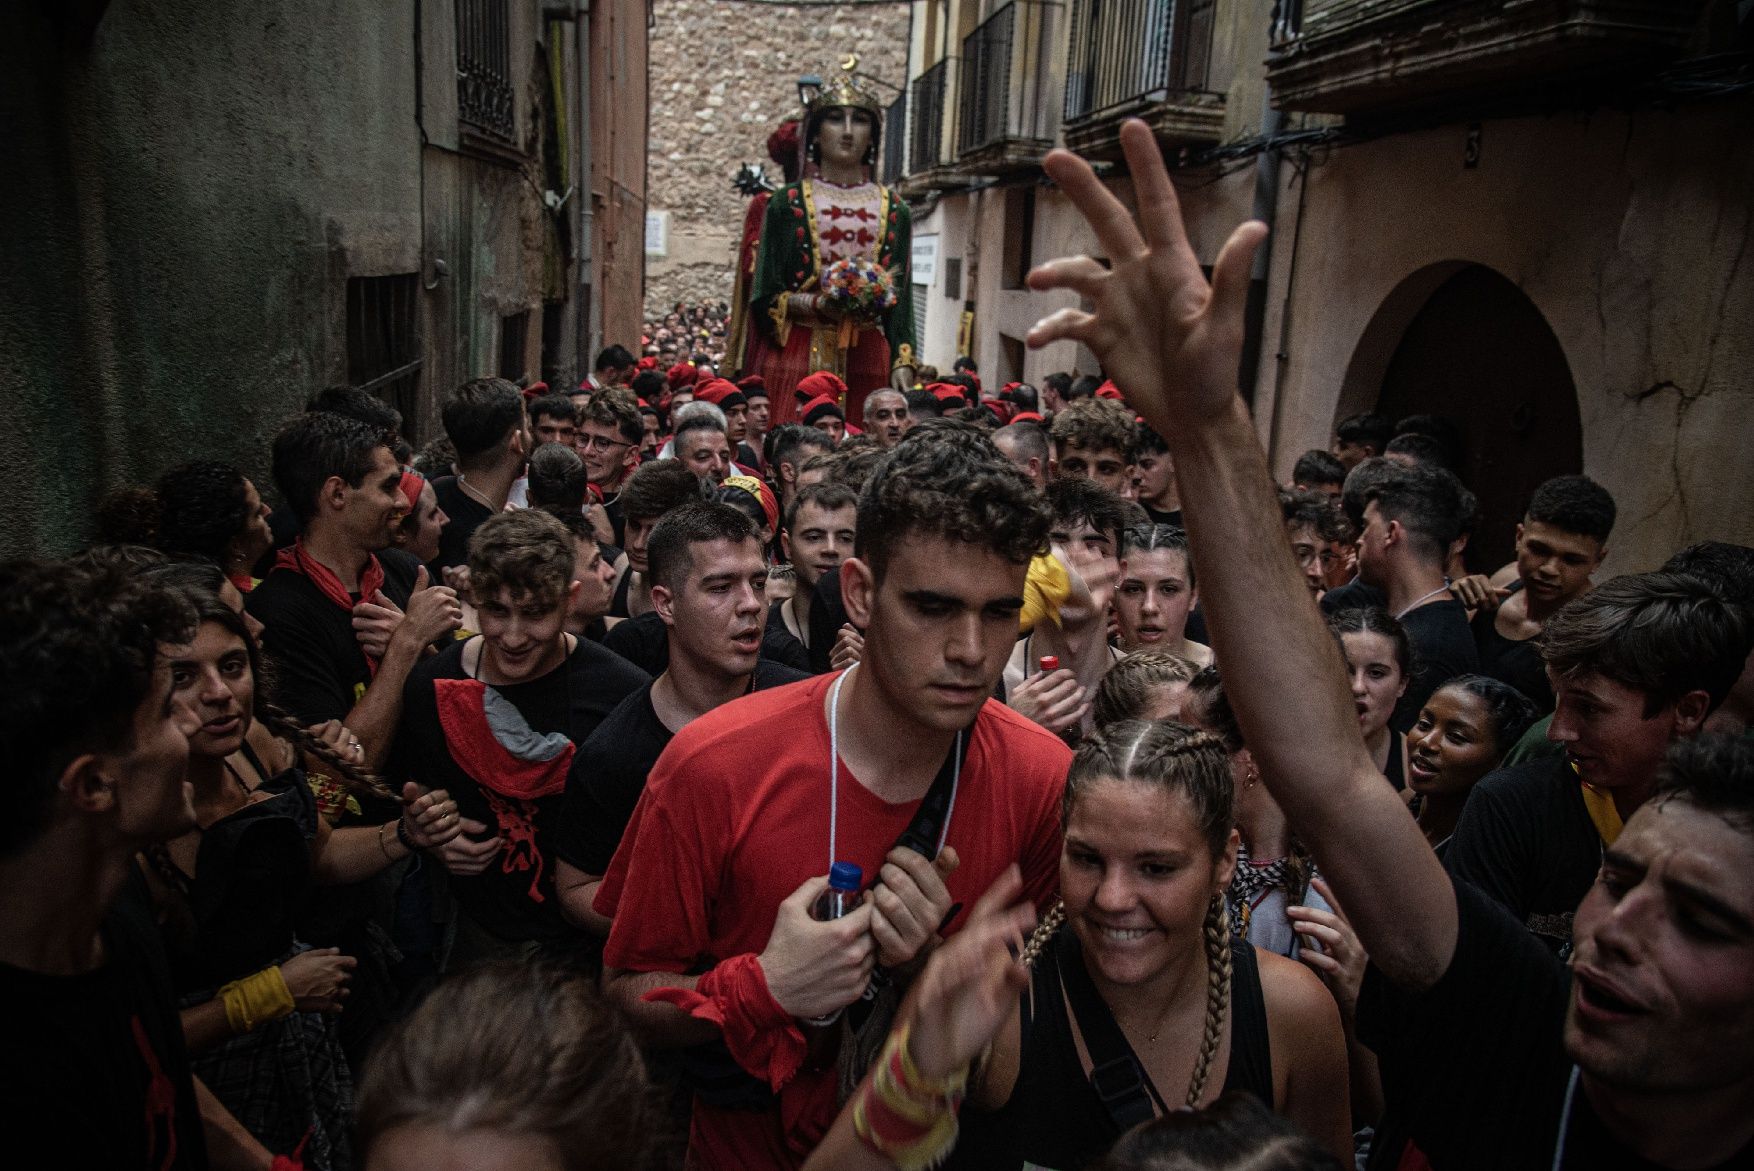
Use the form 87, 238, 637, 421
816, 107, 875, 172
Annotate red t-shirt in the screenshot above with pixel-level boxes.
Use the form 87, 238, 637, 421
597, 671, 1069, 1169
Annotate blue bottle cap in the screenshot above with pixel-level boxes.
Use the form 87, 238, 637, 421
827, 861, 863, 891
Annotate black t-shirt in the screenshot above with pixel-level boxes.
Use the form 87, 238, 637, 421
1474, 584, 1554, 713
1318, 577, 1387, 615
1443, 755, 1600, 954
1392, 598, 1479, 733
1360, 881, 1751, 1170
391, 636, 649, 942
807, 566, 853, 674
430, 475, 496, 573
1141, 503, 1182, 529
601, 610, 810, 677
551, 659, 810, 876
245, 548, 421, 724
0, 872, 208, 1169
602, 493, 627, 548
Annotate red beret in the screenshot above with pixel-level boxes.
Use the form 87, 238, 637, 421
736, 375, 768, 400
667, 362, 699, 390
396, 471, 426, 512
695, 378, 747, 411
1095, 380, 1123, 400
520, 380, 550, 402
1011, 411, 1044, 425
928, 382, 967, 408
637, 356, 659, 370
795, 370, 846, 404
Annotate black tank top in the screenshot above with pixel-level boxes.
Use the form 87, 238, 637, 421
1383, 731, 1406, 791
949, 930, 1275, 1171
1471, 582, 1553, 712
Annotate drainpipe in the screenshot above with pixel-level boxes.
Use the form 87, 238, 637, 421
1237, 11, 1285, 416
577, 0, 597, 360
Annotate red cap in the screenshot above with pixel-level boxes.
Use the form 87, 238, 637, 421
795, 370, 847, 404
1011, 411, 1044, 425
1095, 380, 1123, 400
667, 362, 699, 390
695, 378, 747, 410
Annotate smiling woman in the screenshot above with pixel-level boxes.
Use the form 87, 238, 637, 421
937, 720, 1352, 1168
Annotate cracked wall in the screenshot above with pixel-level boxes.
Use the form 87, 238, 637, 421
1249, 95, 1754, 575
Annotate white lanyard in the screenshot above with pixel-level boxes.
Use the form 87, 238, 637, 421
826, 665, 961, 869
1549, 1064, 1580, 1171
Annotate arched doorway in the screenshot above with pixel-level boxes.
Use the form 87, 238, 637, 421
1337, 264, 1582, 574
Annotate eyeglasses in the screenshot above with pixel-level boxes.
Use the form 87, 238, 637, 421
577, 434, 633, 452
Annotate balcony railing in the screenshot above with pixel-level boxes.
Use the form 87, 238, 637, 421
883, 92, 908, 185
1268, 0, 1710, 114
909, 58, 954, 174
1064, 0, 1217, 123
958, 1, 1056, 168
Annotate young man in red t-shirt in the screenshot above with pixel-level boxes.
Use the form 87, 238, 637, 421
596, 421, 1070, 1168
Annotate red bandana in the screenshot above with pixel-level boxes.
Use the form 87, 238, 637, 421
432, 677, 576, 801
274, 540, 386, 673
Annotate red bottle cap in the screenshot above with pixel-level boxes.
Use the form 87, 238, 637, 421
1039, 655, 1059, 673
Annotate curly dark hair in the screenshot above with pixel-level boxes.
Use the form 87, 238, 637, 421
1429, 674, 1541, 758
855, 419, 1051, 577
1525, 474, 1616, 543
468, 510, 577, 611
154, 461, 254, 567
0, 558, 196, 857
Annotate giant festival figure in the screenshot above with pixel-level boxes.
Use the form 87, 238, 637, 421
741, 58, 917, 425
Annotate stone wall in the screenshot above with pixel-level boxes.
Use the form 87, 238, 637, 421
644, 0, 911, 319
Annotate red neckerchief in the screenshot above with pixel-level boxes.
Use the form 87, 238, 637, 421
432, 677, 575, 800
274, 539, 386, 673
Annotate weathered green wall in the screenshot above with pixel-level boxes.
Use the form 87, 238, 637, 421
0, 0, 553, 558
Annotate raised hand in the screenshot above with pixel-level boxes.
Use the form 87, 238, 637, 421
1026, 119, 1267, 430
902, 866, 1036, 1080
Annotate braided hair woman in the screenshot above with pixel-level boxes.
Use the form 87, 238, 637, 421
136, 574, 463, 1168
803, 721, 1351, 1169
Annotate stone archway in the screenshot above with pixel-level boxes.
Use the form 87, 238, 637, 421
1336, 262, 1583, 573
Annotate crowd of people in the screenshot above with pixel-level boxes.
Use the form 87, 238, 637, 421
7, 120, 1754, 1171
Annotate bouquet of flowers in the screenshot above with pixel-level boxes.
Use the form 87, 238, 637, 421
819, 257, 900, 322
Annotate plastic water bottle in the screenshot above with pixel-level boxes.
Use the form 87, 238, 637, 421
804, 861, 863, 1026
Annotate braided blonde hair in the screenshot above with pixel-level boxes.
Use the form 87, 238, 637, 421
1031, 720, 1237, 1109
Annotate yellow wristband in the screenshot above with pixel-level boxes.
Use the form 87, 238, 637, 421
218, 965, 297, 1034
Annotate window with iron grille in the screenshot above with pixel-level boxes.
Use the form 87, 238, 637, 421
458, 0, 515, 143
346, 274, 424, 435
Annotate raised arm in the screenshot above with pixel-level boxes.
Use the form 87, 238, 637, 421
1025, 120, 1456, 989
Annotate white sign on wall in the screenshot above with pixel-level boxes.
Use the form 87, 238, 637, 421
911, 234, 938, 286
645, 211, 670, 257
